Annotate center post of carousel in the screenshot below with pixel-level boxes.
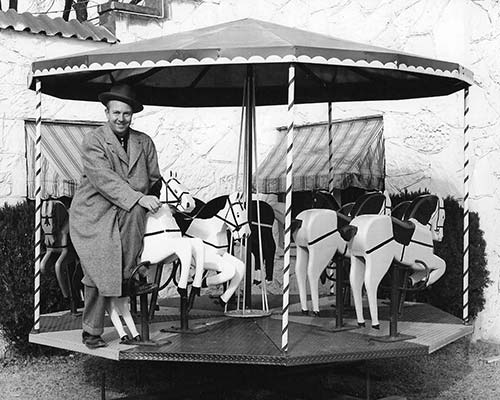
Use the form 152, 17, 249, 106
29, 18, 474, 367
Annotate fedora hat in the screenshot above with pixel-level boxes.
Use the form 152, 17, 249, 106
98, 84, 144, 113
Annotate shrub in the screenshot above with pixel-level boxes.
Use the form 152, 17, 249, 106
0, 201, 66, 354
389, 191, 490, 320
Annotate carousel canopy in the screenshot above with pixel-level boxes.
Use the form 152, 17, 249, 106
255, 115, 384, 193
31, 18, 472, 107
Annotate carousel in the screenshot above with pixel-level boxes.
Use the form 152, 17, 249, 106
28, 19, 473, 367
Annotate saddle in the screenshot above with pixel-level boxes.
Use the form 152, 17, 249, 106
389, 196, 438, 246
390, 218, 415, 246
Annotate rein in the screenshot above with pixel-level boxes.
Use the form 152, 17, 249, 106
144, 228, 181, 237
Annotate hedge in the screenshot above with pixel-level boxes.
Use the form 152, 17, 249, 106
0, 201, 66, 354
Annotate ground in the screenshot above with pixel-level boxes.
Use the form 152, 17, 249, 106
0, 338, 499, 399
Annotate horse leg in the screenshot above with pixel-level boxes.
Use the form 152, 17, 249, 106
349, 256, 366, 326
40, 249, 52, 274
307, 245, 335, 316
364, 252, 393, 329
54, 248, 70, 298
219, 253, 245, 304
188, 239, 205, 310
106, 298, 128, 340
264, 231, 276, 282
116, 297, 140, 340
295, 245, 310, 313
425, 254, 446, 286
205, 253, 236, 286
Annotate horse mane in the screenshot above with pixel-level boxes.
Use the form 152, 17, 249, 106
404, 195, 438, 225
195, 195, 229, 219
172, 195, 227, 233
350, 192, 385, 217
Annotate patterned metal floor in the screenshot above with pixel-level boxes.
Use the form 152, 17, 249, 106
29, 296, 473, 366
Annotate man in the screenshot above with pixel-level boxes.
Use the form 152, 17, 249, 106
70, 84, 162, 349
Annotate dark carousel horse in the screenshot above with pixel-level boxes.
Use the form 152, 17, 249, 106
40, 198, 83, 313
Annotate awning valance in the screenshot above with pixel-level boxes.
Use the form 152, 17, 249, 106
255, 115, 385, 193
26, 120, 100, 199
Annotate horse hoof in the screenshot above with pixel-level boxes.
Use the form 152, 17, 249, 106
357, 322, 366, 328
313, 311, 320, 317
372, 324, 380, 330
301, 310, 309, 316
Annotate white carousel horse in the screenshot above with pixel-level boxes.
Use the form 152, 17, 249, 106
292, 191, 391, 316
108, 176, 205, 343
181, 192, 251, 307
341, 194, 446, 329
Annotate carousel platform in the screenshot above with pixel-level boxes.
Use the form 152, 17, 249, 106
29, 294, 472, 366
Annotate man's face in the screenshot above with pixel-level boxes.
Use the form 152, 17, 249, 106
105, 100, 133, 136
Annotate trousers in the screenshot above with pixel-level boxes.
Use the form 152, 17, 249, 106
82, 203, 146, 336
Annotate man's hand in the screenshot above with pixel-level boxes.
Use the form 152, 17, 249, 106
138, 195, 161, 213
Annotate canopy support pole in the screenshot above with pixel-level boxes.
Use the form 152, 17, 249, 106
328, 102, 334, 193
463, 87, 470, 324
33, 79, 42, 333
244, 65, 254, 310
282, 63, 295, 352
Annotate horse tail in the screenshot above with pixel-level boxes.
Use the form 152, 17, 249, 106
339, 224, 357, 242
291, 218, 302, 234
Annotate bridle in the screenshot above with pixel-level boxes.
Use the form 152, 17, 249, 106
428, 201, 445, 235
162, 176, 192, 211
215, 196, 249, 234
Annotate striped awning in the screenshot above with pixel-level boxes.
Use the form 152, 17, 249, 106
26, 120, 100, 199
255, 115, 385, 193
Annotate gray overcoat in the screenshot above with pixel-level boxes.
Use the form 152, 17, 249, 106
69, 123, 161, 297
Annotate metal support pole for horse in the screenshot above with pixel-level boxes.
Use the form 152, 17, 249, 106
335, 258, 344, 328
140, 292, 150, 341
372, 264, 415, 343
33, 78, 42, 333
244, 65, 254, 310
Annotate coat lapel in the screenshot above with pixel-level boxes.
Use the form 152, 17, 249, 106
128, 130, 143, 174
102, 124, 128, 166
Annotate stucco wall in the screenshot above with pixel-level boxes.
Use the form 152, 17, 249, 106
2, 0, 500, 341
0, 28, 112, 203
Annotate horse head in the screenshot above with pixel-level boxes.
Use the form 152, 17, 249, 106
163, 175, 195, 213
221, 192, 251, 240
429, 197, 445, 242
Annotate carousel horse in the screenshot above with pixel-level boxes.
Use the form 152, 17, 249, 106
172, 192, 251, 308
185, 197, 276, 285
292, 191, 391, 316
108, 176, 206, 343
341, 194, 446, 329
250, 200, 276, 284
40, 198, 83, 309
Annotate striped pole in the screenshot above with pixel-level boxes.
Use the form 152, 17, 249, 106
33, 79, 42, 333
282, 63, 295, 352
463, 87, 470, 324
328, 102, 334, 193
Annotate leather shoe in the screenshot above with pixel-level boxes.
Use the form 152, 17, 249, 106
82, 331, 107, 349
